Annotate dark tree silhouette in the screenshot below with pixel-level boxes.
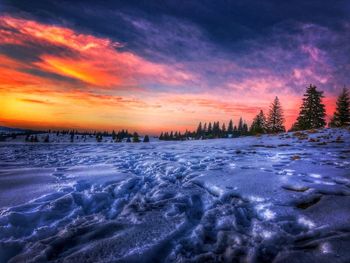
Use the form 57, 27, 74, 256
330, 88, 350, 127
250, 110, 267, 134
227, 119, 234, 135
143, 135, 150, 142
293, 85, 326, 130
132, 132, 140, 142
267, 96, 285, 133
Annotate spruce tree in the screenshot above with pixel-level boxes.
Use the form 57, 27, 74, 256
242, 123, 248, 135
330, 88, 350, 127
227, 120, 234, 135
196, 122, 202, 137
250, 110, 267, 134
203, 123, 207, 135
133, 132, 140, 142
238, 117, 244, 135
294, 85, 326, 130
267, 96, 286, 133
207, 122, 212, 136
143, 135, 150, 142
221, 123, 226, 137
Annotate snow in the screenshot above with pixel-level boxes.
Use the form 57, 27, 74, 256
0, 128, 349, 262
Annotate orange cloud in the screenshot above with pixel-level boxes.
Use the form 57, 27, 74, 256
0, 15, 194, 88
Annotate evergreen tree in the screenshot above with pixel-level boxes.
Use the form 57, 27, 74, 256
221, 123, 226, 137
233, 125, 238, 137
330, 88, 350, 127
96, 133, 102, 142
250, 110, 267, 134
294, 85, 326, 130
143, 135, 150, 142
267, 96, 286, 133
126, 136, 131, 143
207, 122, 212, 136
196, 122, 202, 137
238, 117, 244, 135
227, 120, 234, 135
132, 132, 140, 142
242, 123, 249, 135
159, 132, 164, 140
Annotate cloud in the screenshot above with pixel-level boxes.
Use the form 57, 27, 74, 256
0, 16, 195, 89
19, 98, 53, 105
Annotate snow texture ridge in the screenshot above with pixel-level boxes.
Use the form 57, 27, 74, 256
0, 128, 349, 262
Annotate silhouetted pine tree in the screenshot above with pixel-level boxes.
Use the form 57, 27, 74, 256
227, 120, 234, 135
207, 122, 212, 136
242, 123, 248, 135
233, 125, 238, 137
330, 88, 350, 127
238, 117, 244, 135
96, 133, 102, 142
132, 132, 140, 142
196, 122, 202, 138
143, 135, 150, 142
221, 123, 226, 137
267, 96, 285, 133
250, 110, 267, 134
294, 85, 326, 130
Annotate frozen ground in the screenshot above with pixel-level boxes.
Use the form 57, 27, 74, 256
0, 128, 349, 263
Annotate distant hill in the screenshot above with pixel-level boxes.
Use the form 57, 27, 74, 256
0, 126, 29, 134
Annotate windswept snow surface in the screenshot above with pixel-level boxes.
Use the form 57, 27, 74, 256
0, 128, 350, 263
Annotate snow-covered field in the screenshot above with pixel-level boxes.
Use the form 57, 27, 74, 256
0, 128, 349, 263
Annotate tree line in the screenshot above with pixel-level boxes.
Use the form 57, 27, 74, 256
19, 129, 150, 143
159, 85, 350, 141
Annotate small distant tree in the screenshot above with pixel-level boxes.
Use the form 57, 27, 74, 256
143, 135, 150, 142
132, 132, 140, 142
237, 117, 244, 135
196, 122, 203, 138
294, 85, 326, 130
227, 119, 234, 135
96, 133, 103, 142
267, 96, 285, 133
126, 136, 131, 143
330, 88, 350, 127
44, 135, 50, 143
221, 123, 226, 137
250, 110, 267, 135
112, 130, 116, 140
207, 122, 212, 137
202, 123, 207, 137
242, 122, 249, 135
159, 132, 164, 140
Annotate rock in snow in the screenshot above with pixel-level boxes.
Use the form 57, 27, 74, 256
0, 128, 349, 262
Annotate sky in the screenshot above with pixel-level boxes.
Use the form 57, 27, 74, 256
1, 0, 350, 134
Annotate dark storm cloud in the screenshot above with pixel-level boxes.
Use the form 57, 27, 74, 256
3, 0, 349, 56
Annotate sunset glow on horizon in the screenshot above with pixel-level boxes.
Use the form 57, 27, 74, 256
1, 1, 349, 134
